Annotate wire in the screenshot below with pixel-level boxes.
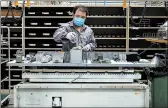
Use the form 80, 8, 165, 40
11, 1, 25, 25
1, 1, 25, 25
137, 43, 161, 59
129, 1, 147, 27
1, 1, 12, 24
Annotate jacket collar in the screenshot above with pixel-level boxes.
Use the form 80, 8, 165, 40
69, 21, 87, 31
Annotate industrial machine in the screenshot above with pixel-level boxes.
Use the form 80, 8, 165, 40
7, 50, 161, 107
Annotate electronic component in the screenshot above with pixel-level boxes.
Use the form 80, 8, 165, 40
16, 50, 23, 63
41, 54, 52, 63
26, 53, 36, 62
70, 49, 83, 63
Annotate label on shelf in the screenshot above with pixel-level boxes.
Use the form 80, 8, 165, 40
43, 44, 50, 46
29, 33, 36, 36
132, 49, 139, 51
28, 12, 35, 15
6, 24, 10, 26
132, 27, 139, 30
132, 16, 139, 19
56, 44, 63, 46
44, 23, 52, 25
13, 75, 20, 78
42, 12, 49, 15
13, 34, 18, 36
30, 23, 38, 25
147, 55, 154, 57
29, 44, 36, 46
56, 12, 63, 15
14, 44, 17, 46
43, 33, 50, 36
130, 38, 138, 40
1, 54, 6, 56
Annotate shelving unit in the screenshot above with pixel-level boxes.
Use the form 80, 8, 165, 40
128, 3, 168, 59
0, 3, 22, 89
24, 5, 127, 53
1, 26, 10, 106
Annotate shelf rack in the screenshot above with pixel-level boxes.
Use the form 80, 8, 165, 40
0, 1, 168, 89
0, 26, 11, 106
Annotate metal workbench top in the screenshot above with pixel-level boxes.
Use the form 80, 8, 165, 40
7, 60, 157, 67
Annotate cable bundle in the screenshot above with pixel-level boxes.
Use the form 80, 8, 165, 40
1, 1, 25, 25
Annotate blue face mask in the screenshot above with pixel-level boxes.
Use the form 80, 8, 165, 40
73, 17, 85, 27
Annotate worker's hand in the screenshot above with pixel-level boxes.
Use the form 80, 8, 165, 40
72, 46, 82, 50
66, 32, 77, 43
82, 44, 91, 51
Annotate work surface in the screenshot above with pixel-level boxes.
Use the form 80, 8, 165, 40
7, 60, 157, 67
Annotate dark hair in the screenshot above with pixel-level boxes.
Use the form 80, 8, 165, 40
72, 5, 89, 16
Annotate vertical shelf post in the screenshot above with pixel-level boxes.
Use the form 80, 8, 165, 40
22, 6, 25, 72
0, 1, 2, 101
126, 3, 130, 52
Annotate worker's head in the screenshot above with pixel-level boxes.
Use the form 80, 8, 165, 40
72, 5, 89, 27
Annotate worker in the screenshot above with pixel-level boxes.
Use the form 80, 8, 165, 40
53, 5, 97, 62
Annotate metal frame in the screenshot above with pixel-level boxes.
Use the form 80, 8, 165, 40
22, 72, 141, 83
0, 1, 1, 107
0, 26, 11, 105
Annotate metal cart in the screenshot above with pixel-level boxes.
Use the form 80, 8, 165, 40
1, 26, 11, 106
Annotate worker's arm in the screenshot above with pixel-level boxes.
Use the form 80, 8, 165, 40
83, 31, 97, 51
53, 26, 68, 43
89, 31, 97, 50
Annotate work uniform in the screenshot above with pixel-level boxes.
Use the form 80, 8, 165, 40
53, 21, 97, 62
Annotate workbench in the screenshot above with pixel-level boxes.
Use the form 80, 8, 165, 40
7, 59, 158, 67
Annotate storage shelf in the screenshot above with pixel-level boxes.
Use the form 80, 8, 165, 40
8, 27, 22, 29
25, 16, 168, 19
2, 48, 128, 50
25, 16, 126, 18
1, 48, 22, 50
130, 16, 168, 18
1, 26, 11, 96
24, 5, 123, 8
130, 27, 161, 29
3, 37, 22, 39
1, 16, 21, 18
25, 27, 126, 29
130, 48, 167, 50
95, 48, 126, 50
2, 79, 22, 82
3, 37, 126, 40
129, 38, 159, 40
130, 5, 165, 8
25, 48, 61, 50
2, 48, 163, 51
0, 26, 22, 29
